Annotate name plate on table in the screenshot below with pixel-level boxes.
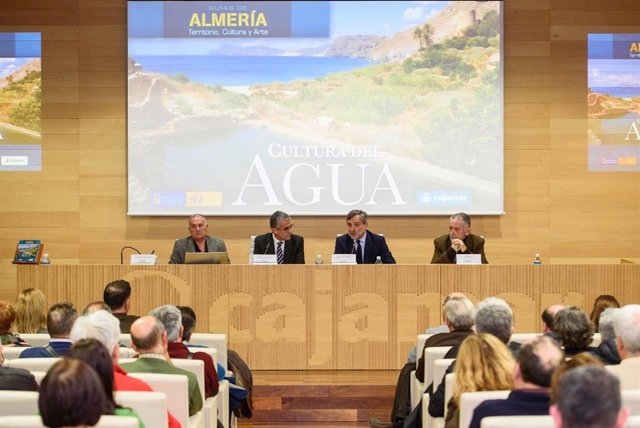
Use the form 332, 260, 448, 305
456, 254, 481, 265
130, 254, 157, 265
252, 254, 277, 265
332, 254, 357, 265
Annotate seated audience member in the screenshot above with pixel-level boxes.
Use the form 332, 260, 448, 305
82, 300, 112, 315
68, 338, 145, 427
541, 304, 565, 338
444, 334, 515, 428
0, 300, 27, 346
550, 366, 629, 428
589, 294, 620, 332
553, 306, 596, 356
20, 302, 77, 358
416, 296, 475, 382
428, 297, 517, 419
550, 353, 603, 404
406, 292, 465, 364
120, 316, 203, 416
103, 279, 139, 333
12, 288, 48, 333
71, 310, 181, 428
334, 209, 396, 264
0, 341, 38, 391
179, 305, 225, 380
431, 212, 488, 264
151, 304, 219, 397
592, 307, 621, 365
39, 359, 109, 428
469, 336, 564, 428
609, 304, 640, 389
253, 210, 305, 264
169, 214, 228, 264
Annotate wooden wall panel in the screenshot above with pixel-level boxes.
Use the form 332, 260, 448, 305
1, 0, 640, 303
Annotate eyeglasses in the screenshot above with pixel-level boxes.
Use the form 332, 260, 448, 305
278, 224, 294, 231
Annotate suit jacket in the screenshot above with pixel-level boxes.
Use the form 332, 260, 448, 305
169, 235, 228, 264
469, 389, 551, 428
253, 233, 305, 264
114, 313, 140, 334
121, 356, 203, 416
0, 367, 38, 391
19, 340, 72, 358
334, 230, 396, 264
415, 329, 473, 383
431, 233, 488, 264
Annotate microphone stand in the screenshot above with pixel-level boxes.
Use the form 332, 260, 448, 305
120, 246, 141, 265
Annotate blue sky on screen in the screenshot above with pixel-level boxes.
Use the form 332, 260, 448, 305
129, 1, 449, 55
0, 58, 33, 78
589, 59, 640, 87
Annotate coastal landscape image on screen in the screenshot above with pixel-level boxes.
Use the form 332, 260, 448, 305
127, 1, 503, 215
588, 33, 640, 172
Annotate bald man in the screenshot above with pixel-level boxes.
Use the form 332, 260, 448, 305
120, 316, 203, 416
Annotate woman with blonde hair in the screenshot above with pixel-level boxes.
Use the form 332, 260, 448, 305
13, 288, 48, 333
445, 333, 516, 428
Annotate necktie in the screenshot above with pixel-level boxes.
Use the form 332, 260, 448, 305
355, 240, 363, 264
276, 241, 284, 264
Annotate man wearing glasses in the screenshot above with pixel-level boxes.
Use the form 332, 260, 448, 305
253, 211, 305, 264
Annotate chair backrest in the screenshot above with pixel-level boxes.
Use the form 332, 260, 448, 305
623, 389, 640, 416
459, 390, 511, 428
95, 415, 140, 428
127, 372, 189, 428
627, 415, 640, 428
509, 333, 540, 344
424, 346, 452, 386
30, 370, 46, 385
480, 415, 554, 428
190, 333, 228, 369
415, 334, 433, 368
118, 347, 136, 358
2, 347, 26, 359
444, 373, 455, 419
172, 358, 206, 401
17, 334, 50, 347
591, 332, 602, 347
115, 390, 167, 428
120, 333, 132, 347
432, 358, 455, 391
0, 415, 44, 428
0, 390, 39, 416
4, 357, 60, 372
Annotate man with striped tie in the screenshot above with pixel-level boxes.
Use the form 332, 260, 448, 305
253, 211, 305, 264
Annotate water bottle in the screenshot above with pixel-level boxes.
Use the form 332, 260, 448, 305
533, 253, 542, 265
41, 253, 50, 265
315, 254, 323, 265
375, 256, 383, 265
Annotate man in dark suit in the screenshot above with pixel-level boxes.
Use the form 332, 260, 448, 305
253, 211, 305, 264
431, 212, 488, 264
104, 280, 139, 334
169, 214, 228, 264
20, 302, 77, 358
334, 209, 395, 264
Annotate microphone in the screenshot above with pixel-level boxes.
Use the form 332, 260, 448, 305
150, 250, 155, 255
264, 241, 271, 254
120, 246, 141, 265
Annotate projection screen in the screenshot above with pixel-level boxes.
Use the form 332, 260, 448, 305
127, 1, 503, 215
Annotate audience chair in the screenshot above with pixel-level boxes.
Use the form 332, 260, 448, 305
2, 346, 26, 359
591, 332, 602, 347
17, 334, 50, 347
443, 373, 455, 419
30, 370, 46, 385
115, 390, 167, 428
190, 333, 228, 370
480, 415, 554, 428
4, 357, 60, 372
128, 372, 204, 428
623, 389, 640, 416
173, 358, 219, 428
509, 333, 540, 344
459, 390, 511, 428
120, 333, 132, 348
411, 346, 451, 409
0, 415, 139, 428
432, 358, 455, 391
627, 415, 640, 428
118, 347, 136, 358
0, 390, 39, 416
